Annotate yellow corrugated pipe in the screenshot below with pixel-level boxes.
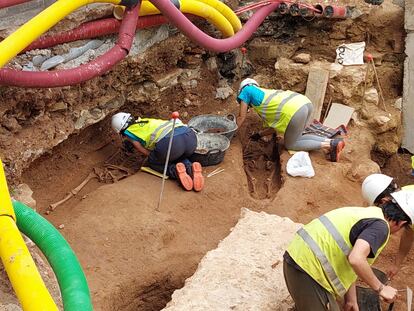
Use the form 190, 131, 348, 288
140, 0, 241, 32
128, 0, 234, 37
0, 160, 58, 311
0, 0, 123, 68
193, 0, 241, 32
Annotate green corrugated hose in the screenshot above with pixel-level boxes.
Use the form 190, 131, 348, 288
13, 201, 93, 311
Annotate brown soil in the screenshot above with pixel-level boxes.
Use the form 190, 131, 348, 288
2, 0, 412, 310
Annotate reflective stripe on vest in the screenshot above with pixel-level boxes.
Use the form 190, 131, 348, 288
149, 119, 183, 146
297, 228, 347, 296
260, 91, 282, 120
252, 88, 308, 134
298, 214, 352, 297
270, 92, 301, 128
127, 118, 184, 150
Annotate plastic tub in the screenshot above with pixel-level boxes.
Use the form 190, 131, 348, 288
188, 114, 238, 140
190, 133, 230, 166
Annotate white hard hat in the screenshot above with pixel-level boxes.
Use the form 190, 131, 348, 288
391, 190, 414, 224
111, 112, 132, 133
361, 173, 394, 205
239, 78, 259, 93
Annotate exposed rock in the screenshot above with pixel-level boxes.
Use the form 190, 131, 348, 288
1, 117, 21, 133
372, 115, 391, 126
215, 87, 234, 100
48, 101, 68, 112
364, 88, 379, 105
249, 38, 297, 61
346, 159, 381, 182
163, 209, 299, 311
292, 53, 311, 64
155, 69, 183, 90
394, 97, 402, 110
11, 183, 36, 210
205, 57, 218, 72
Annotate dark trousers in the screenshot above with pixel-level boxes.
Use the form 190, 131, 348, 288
283, 259, 340, 311
148, 129, 197, 179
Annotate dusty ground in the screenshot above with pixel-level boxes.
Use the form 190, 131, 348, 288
0, 0, 413, 310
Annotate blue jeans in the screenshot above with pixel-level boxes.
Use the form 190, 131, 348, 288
148, 128, 197, 179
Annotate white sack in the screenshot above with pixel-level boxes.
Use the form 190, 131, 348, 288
286, 151, 315, 178
335, 42, 366, 65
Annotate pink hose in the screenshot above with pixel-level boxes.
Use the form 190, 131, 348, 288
149, 0, 279, 53
0, 5, 139, 87
24, 15, 172, 52
0, 0, 32, 9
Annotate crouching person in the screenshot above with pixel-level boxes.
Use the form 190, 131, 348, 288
111, 112, 204, 191
283, 192, 413, 310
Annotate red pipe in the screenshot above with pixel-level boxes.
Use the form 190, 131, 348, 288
0, 5, 140, 87
323, 5, 348, 18
277, 2, 290, 14
149, 0, 280, 53
0, 0, 32, 9
24, 15, 171, 52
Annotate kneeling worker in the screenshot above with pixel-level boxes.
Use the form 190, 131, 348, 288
284, 190, 413, 311
236, 78, 345, 162
111, 112, 204, 191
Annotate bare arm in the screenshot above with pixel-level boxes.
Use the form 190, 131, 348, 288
344, 283, 359, 311
129, 139, 150, 156
388, 228, 414, 279
236, 102, 248, 129
348, 239, 397, 302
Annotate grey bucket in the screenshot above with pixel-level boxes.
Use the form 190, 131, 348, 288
356, 268, 389, 311
188, 114, 238, 140
190, 133, 230, 166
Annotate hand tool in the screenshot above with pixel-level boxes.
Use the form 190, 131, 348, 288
157, 111, 179, 211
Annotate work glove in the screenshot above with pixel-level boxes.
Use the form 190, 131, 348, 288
122, 140, 135, 153
249, 133, 262, 141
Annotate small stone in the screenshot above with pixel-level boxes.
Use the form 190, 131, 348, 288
205, 57, 218, 72
58, 224, 65, 229
1, 116, 22, 133
215, 87, 234, 100
183, 98, 192, 107
49, 101, 68, 112
364, 88, 379, 105
373, 115, 391, 126
292, 53, 311, 64
181, 111, 189, 118
394, 98, 402, 110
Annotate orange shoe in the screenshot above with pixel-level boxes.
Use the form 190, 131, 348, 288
176, 163, 193, 191
329, 138, 345, 162
192, 162, 204, 192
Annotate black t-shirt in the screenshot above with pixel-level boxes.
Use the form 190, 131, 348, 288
284, 218, 389, 271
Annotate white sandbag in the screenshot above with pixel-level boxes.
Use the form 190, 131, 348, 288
335, 42, 365, 66
286, 151, 315, 178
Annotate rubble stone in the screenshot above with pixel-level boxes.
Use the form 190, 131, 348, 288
292, 53, 311, 64
163, 209, 299, 311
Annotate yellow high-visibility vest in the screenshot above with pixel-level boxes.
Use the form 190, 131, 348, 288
126, 118, 185, 150
251, 87, 311, 134
287, 206, 389, 297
